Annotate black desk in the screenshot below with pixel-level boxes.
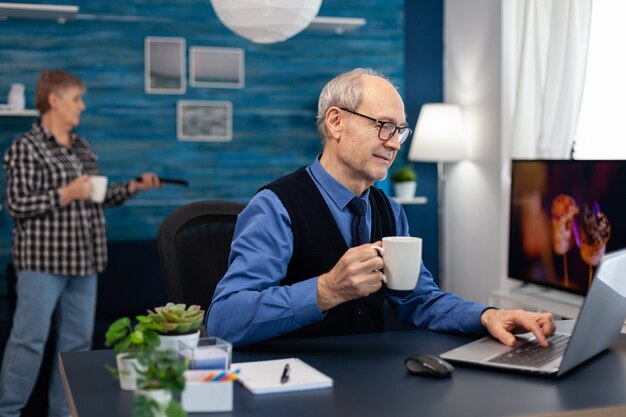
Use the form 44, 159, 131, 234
60, 326, 626, 417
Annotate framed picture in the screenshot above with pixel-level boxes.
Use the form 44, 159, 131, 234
145, 37, 186, 94
189, 46, 244, 89
177, 100, 233, 142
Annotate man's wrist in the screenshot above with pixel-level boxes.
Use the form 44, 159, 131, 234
480, 307, 497, 328
317, 273, 340, 312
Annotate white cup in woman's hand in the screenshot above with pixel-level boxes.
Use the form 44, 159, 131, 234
89, 175, 108, 203
371, 236, 422, 290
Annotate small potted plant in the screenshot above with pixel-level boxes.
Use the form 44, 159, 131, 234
390, 165, 417, 199
134, 349, 189, 417
105, 315, 164, 390
147, 303, 205, 353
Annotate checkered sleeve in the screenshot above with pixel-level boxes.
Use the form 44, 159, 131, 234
102, 181, 132, 208
3, 139, 62, 219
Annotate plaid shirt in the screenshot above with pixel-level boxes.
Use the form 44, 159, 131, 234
3, 123, 132, 276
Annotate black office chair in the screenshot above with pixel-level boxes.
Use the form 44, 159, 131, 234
157, 200, 245, 329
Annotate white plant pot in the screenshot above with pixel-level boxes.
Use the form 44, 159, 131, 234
157, 330, 200, 354
116, 353, 144, 391
135, 389, 172, 417
393, 181, 417, 199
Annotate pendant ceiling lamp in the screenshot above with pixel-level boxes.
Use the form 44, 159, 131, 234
210, 0, 323, 44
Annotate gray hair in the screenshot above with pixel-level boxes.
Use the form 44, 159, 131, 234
316, 68, 390, 144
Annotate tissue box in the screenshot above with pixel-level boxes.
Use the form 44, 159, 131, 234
182, 370, 233, 413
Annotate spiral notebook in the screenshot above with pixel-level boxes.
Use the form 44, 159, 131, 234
232, 358, 333, 395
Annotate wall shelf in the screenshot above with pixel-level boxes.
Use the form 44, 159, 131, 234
0, 3, 78, 22
0, 109, 39, 117
308, 16, 366, 35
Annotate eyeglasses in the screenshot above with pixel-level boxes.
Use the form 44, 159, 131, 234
339, 108, 412, 146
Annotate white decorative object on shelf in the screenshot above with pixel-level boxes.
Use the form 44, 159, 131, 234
7, 83, 25, 111
210, 0, 322, 44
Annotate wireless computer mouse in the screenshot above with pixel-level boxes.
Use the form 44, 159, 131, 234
405, 354, 454, 378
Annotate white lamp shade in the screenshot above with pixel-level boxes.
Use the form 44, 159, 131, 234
408, 103, 468, 162
210, 0, 322, 44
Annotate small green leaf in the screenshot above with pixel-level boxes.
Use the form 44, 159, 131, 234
114, 337, 131, 354
130, 331, 144, 345
136, 315, 152, 323
166, 400, 187, 417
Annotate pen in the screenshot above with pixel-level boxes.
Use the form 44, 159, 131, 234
280, 363, 290, 384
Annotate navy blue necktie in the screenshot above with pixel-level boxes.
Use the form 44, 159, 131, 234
347, 197, 368, 246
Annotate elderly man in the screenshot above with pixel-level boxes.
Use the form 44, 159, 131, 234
207, 68, 555, 347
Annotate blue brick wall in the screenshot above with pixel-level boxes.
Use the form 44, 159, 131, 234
0, 0, 406, 292
0, 0, 444, 293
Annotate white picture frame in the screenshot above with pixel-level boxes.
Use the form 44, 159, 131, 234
177, 100, 233, 142
145, 37, 186, 94
189, 46, 244, 89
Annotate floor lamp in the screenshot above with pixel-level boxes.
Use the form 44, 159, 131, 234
408, 104, 468, 290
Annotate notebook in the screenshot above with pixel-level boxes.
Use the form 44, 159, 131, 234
441, 249, 626, 376
232, 357, 333, 395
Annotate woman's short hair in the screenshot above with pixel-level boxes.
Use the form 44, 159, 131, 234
316, 68, 389, 144
35, 70, 84, 114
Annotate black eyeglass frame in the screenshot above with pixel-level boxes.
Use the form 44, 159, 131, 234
339, 107, 412, 145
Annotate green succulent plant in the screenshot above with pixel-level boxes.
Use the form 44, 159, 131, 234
147, 303, 205, 335
390, 165, 417, 183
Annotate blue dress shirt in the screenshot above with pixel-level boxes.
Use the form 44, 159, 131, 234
207, 158, 489, 346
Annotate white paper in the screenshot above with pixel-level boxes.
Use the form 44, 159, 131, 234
232, 357, 333, 395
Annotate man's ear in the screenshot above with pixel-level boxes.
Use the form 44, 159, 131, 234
325, 107, 343, 140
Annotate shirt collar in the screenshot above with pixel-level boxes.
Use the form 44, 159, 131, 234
308, 154, 370, 209
34, 121, 79, 144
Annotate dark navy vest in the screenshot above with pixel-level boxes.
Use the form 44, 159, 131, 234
260, 167, 396, 338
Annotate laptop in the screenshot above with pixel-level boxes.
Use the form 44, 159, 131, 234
441, 249, 626, 376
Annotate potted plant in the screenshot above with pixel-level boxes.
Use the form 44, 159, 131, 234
147, 303, 205, 353
390, 165, 417, 199
105, 315, 164, 390
134, 349, 189, 417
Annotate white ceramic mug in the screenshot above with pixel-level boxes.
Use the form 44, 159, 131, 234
372, 236, 422, 290
89, 175, 108, 203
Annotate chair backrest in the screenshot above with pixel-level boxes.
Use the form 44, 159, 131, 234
157, 200, 245, 313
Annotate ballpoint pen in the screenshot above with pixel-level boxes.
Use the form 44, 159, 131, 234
280, 363, 290, 384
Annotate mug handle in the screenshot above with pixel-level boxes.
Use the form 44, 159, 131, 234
370, 245, 387, 284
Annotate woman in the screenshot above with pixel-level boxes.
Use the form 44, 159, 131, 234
0, 70, 161, 417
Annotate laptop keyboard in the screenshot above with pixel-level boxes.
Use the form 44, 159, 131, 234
488, 334, 571, 368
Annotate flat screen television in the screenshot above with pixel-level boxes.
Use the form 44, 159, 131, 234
508, 160, 626, 295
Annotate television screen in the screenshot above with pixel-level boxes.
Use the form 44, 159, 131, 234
508, 160, 626, 295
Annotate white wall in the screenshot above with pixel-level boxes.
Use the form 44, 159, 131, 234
443, 0, 505, 304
